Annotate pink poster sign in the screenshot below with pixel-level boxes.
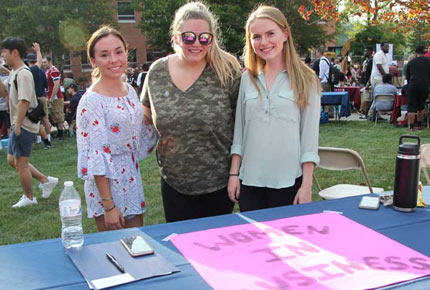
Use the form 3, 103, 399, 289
171, 213, 430, 290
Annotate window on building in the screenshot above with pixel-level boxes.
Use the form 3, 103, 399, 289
63, 53, 71, 66
128, 49, 137, 62
147, 50, 164, 62
128, 48, 137, 67
118, 1, 135, 22
80, 51, 92, 72
62, 53, 72, 74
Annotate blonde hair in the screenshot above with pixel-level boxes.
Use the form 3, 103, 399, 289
170, 1, 240, 87
244, 5, 321, 109
86, 26, 128, 82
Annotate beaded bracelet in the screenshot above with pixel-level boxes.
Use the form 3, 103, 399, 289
104, 204, 116, 212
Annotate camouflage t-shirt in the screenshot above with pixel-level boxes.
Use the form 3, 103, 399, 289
142, 56, 240, 195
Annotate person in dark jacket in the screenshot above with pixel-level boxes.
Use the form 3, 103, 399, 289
65, 82, 82, 136
406, 46, 430, 130
359, 46, 374, 118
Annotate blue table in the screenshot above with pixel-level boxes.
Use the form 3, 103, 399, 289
1, 189, 430, 290
321, 91, 351, 119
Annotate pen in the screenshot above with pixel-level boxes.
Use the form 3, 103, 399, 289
105, 252, 125, 273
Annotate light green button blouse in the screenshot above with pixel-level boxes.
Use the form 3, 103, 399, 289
231, 70, 320, 189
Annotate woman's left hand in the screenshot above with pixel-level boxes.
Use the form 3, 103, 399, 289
293, 185, 312, 205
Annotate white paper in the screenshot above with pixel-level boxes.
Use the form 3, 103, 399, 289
85, 278, 93, 289
322, 210, 343, 214
91, 273, 134, 290
162, 233, 178, 241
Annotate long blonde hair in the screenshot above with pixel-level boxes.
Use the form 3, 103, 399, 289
86, 26, 128, 82
244, 5, 321, 109
170, 1, 240, 87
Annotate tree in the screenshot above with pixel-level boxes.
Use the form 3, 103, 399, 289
208, 0, 257, 55
267, 0, 331, 55
349, 25, 407, 57
296, 0, 427, 55
409, 24, 430, 51
132, 0, 186, 54
300, 0, 430, 35
0, 0, 114, 67
134, 0, 331, 56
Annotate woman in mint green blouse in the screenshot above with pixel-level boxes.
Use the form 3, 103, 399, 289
228, 6, 321, 211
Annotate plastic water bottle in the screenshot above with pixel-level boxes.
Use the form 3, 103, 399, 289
59, 181, 84, 248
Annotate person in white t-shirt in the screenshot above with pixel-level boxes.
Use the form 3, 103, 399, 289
316, 47, 331, 92
370, 42, 389, 88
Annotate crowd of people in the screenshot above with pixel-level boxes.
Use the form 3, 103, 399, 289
0, 38, 59, 208
310, 42, 430, 129
0, 39, 87, 207
1, 1, 429, 233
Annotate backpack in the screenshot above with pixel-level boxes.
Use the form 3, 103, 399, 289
320, 111, 329, 124
14, 68, 45, 123
321, 58, 342, 87
312, 59, 320, 75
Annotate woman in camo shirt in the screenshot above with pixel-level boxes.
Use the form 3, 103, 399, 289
141, 2, 241, 222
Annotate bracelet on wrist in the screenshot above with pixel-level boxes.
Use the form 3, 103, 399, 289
229, 173, 239, 176
101, 197, 113, 202
104, 204, 116, 212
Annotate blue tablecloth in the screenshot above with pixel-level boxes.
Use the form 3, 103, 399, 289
321, 91, 351, 118
1, 189, 430, 290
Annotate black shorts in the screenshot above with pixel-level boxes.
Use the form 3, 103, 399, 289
0, 110, 11, 130
408, 83, 429, 113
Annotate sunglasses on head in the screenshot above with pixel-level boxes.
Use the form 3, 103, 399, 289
181, 31, 213, 45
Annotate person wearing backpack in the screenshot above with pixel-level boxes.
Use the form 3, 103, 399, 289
26, 43, 51, 148
0, 37, 58, 208
316, 46, 331, 92
314, 47, 333, 117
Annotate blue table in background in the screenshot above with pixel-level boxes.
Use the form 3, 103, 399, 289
321, 91, 351, 119
1, 188, 430, 290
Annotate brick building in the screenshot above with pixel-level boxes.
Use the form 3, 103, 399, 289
66, 1, 147, 87
65, 3, 336, 87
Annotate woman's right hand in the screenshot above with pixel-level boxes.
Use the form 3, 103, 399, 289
228, 176, 240, 203
104, 207, 125, 230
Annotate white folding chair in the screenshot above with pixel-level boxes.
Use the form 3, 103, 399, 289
314, 147, 384, 200
374, 94, 395, 125
420, 144, 430, 185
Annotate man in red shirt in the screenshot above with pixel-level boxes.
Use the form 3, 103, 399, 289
42, 56, 65, 139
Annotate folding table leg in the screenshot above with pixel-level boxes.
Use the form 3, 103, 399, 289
334, 105, 339, 121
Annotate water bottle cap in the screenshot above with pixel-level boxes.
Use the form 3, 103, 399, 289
398, 143, 420, 155
64, 181, 74, 187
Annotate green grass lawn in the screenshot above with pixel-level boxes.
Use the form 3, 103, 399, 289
1, 120, 429, 246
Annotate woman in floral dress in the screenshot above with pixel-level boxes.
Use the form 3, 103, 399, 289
76, 26, 157, 231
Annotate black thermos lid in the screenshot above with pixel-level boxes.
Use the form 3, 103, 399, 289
398, 135, 421, 155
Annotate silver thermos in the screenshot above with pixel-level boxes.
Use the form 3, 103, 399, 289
393, 135, 421, 212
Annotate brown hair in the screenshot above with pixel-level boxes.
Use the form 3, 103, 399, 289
244, 5, 321, 109
86, 25, 128, 82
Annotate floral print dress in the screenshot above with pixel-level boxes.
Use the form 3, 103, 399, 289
76, 84, 157, 218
